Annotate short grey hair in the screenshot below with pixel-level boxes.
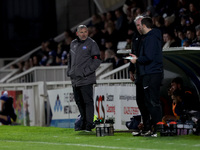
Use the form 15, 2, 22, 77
77, 25, 88, 32
134, 15, 144, 24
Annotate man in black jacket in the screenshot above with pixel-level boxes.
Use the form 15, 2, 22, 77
67, 25, 101, 132
128, 16, 151, 136
130, 17, 163, 136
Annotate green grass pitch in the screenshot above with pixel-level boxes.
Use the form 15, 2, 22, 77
0, 125, 200, 150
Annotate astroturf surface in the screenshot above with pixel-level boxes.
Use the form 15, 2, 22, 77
0, 125, 200, 150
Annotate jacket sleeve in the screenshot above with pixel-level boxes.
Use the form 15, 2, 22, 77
83, 41, 102, 76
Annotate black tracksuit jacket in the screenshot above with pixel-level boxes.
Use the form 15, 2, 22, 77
67, 37, 101, 87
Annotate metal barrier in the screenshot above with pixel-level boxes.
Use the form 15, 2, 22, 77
6, 66, 69, 83
99, 63, 129, 79
6, 63, 113, 83
0, 69, 19, 83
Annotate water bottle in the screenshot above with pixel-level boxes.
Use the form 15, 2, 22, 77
169, 121, 177, 136
96, 124, 101, 137
109, 123, 114, 136
96, 124, 105, 137
104, 123, 110, 136
188, 122, 193, 135
100, 124, 105, 136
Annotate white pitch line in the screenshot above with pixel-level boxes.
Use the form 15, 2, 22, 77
0, 140, 165, 150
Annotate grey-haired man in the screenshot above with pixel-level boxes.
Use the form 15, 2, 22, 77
67, 25, 101, 132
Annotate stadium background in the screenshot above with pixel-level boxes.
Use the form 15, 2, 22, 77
0, 0, 200, 129
1, 0, 145, 58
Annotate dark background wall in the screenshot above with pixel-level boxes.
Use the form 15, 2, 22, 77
0, 0, 97, 58
55, 0, 97, 34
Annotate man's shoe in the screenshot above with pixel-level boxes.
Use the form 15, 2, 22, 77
75, 128, 83, 131
142, 130, 157, 137
75, 126, 86, 131
142, 130, 152, 136
151, 133, 158, 137
85, 128, 92, 132
132, 130, 142, 136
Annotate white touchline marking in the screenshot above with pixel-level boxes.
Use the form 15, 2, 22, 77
0, 140, 166, 150
166, 143, 174, 145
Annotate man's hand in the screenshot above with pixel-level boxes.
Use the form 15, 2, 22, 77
129, 54, 137, 64
129, 71, 135, 82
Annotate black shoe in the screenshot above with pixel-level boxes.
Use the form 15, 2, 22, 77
75, 128, 85, 131
85, 123, 94, 131
142, 130, 157, 137
85, 128, 92, 132
75, 126, 86, 131
91, 123, 96, 129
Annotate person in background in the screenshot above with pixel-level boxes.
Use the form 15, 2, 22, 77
114, 8, 128, 41
0, 91, 17, 125
162, 84, 200, 124
169, 77, 200, 111
104, 20, 119, 51
191, 24, 200, 46
186, 27, 196, 46
177, 29, 188, 46
154, 15, 165, 34
67, 25, 101, 132
102, 49, 116, 68
162, 89, 186, 123
162, 31, 180, 49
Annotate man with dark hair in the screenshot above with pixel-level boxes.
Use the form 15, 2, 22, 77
169, 77, 200, 111
162, 89, 186, 123
169, 77, 183, 94
129, 16, 151, 136
130, 17, 163, 136
186, 27, 196, 46
67, 25, 101, 132
163, 84, 200, 124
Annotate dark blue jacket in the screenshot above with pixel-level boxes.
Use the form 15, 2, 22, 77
137, 28, 163, 76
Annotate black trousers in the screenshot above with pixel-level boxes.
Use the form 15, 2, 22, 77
142, 73, 163, 128
73, 84, 94, 129
135, 78, 151, 131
